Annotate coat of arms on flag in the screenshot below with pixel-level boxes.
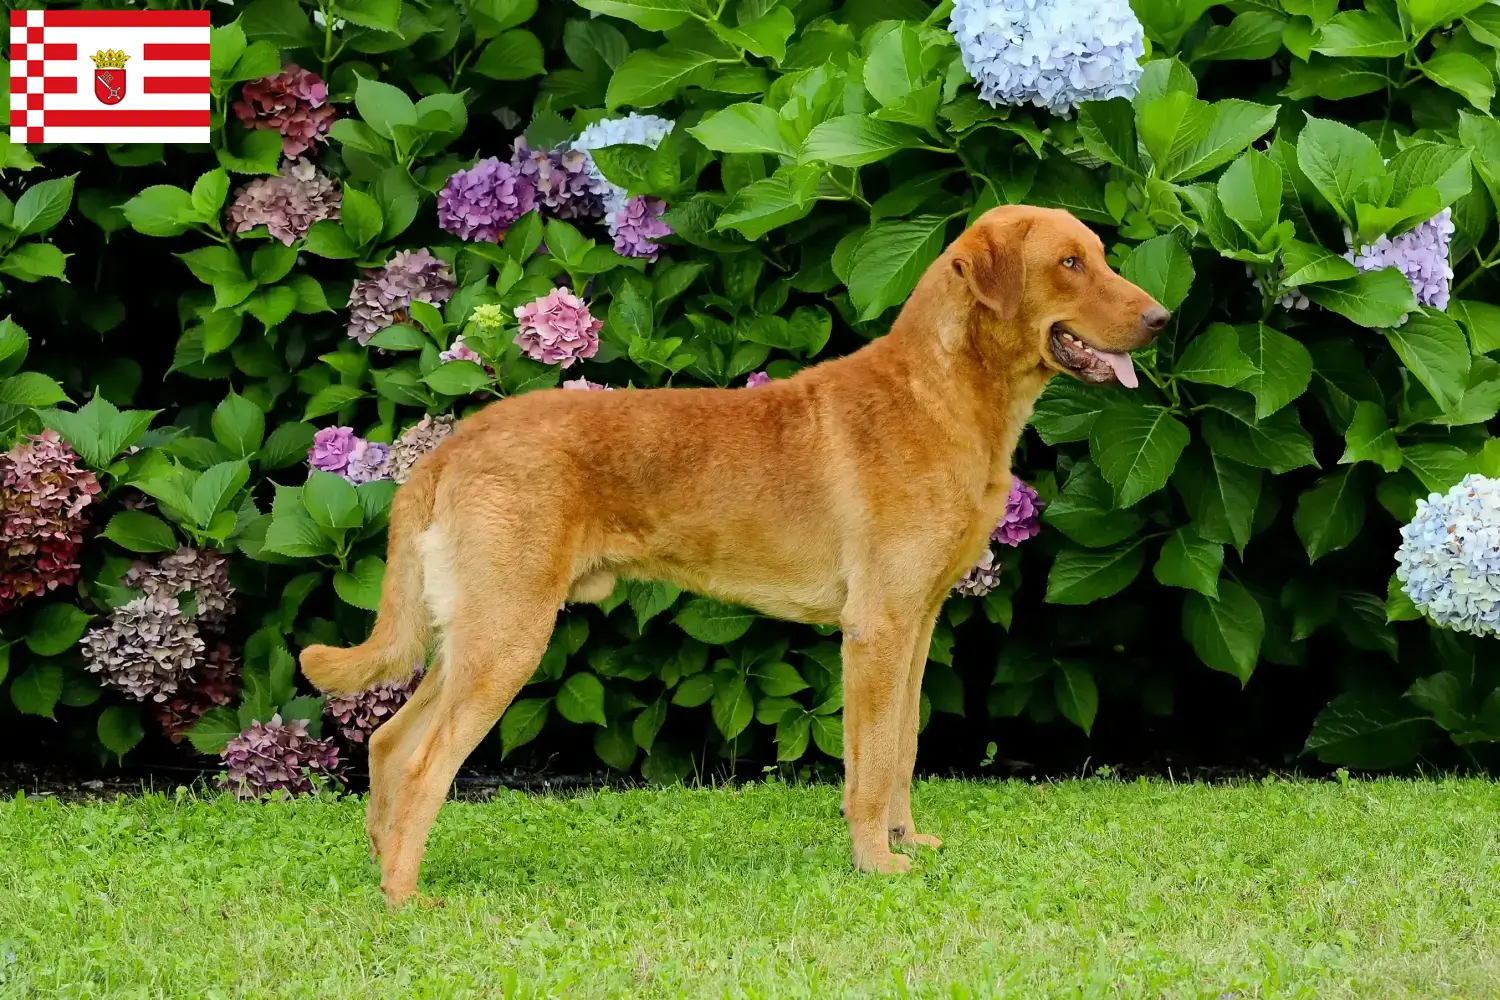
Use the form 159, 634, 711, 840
9, 9, 211, 144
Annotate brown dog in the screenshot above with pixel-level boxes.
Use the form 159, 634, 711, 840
301, 205, 1166, 904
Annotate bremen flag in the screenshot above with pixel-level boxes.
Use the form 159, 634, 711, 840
9, 9, 210, 145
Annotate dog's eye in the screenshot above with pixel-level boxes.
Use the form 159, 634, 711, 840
1062, 257, 1080, 270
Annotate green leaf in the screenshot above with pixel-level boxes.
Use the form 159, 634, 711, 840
846, 215, 950, 321
1304, 267, 1418, 328
1302, 690, 1430, 768
186, 707, 241, 755
190, 460, 250, 528
811, 713, 842, 757
259, 422, 318, 470
340, 186, 384, 247
473, 29, 546, 81
1234, 323, 1313, 418
1173, 444, 1261, 552
1423, 52, 1495, 111
97, 706, 144, 762
1295, 115, 1387, 227
26, 603, 91, 656
1384, 310, 1471, 413
354, 77, 417, 140
1154, 527, 1224, 598
715, 165, 820, 240
1217, 149, 1283, 239
1077, 98, 1143, 175
1031, 378, 1131, 444
1162, 99, 1279, 182
1294, 467, 1366, 562
753, 661, 809, 698
627, 580, 681, 631
0, 244, 68, 283
606, 48, 714, 110
500, 698, 551, 757
1043, 460, 1147, 547
1193, 11, 1288, 62
1312, 9, 1407, 57
10, 663, 63, 718
1045, 541, 1146, 604
571, 0, 702, 32
775, 710, 812, 761
101, 510, 178, 553
1182, 581, 1264, 685
211, 391, 266, 459
1340, 401, 1403, 472
1089, 405, 1191, 508
303, 469, 362, 531
1280, 239, 1359, 288
12, 173, 76, 236
1118, 234, 1195, 312
302, 384, 366, 420
674, 598, 756, 644
1202, 393, 1318, 473
799, 114, 926, 168
302, 220, 360, 259
711, 672, 754, 739
688, 103, 795, 157
557, 672, 608, 726
122, 185, 197, 237
1174, 323, 1258, 386
1451, 298, 1500, 354
423, 360, 494, 397
334, 555, 385, 611
0, 372, 68, 408
1388, 572, 1421, 623
1400, 442, 1471, 493
633, 698, 667, 753
1053, 664, 1098, 735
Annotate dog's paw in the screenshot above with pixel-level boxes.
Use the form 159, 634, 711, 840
855, 850, 913, 875
892, 830, 943, 849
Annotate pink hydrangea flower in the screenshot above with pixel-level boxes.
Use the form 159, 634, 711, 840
992, 479, 1042, 547
0, 431, 101, 614
562, 377, 612, 391
439, 335, 484, 365
346, 249, 456, 345
232, 65, 335, 158
513, 288, 602, 368
325, 663, 424, 743
309, 426, 358, 474
225, 157, 340, 245
745, 371, 771, 388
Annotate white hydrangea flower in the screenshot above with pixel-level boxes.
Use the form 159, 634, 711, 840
949, 0, 1146, 113
1246, 265, 1310, 311
1395, 474, 1500, 637
571, 113, 676, 238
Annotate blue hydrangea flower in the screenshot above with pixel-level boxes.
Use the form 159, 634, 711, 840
571, 113, 675, 219
949, 0, 1145, 113
1345, 208, 1454, 319
1395, 474, 1500, 637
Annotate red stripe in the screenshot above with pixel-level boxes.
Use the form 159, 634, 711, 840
40, 110, 210, 127
42, 11, 210, 26
43, 43, 77, 60
43, 77, 77, 94
143, 76, 210, 94
142, 44, 210, 61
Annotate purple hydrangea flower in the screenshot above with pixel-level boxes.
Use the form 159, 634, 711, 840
610, 195, 673, 261
222, 714, 341, 800
325, 664, 423, 743
1396, 474, 1500, 637
949, 0, 1146, 113
954, 548, 1002, 597
563, 377, 612, 391
745, 371, 771, 388
511, 138, 610, 220
439, 334, 484, 366
344, 439, 391, 485
514, 287, 602, 368
992, 479, 1042, 546
346, 249, 456, 345
436, 157, 536, 244
1345, 208, 1454, 321
309, 426, 358, 474
571, 113, 675, 218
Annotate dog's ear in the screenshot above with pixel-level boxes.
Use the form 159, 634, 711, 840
952, 219, 1030, 319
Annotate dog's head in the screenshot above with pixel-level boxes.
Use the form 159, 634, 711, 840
948, 205, 1167, 388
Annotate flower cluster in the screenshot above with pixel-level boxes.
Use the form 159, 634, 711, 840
954, 548, 1003, 597
0, 432, 100, 614
82, 595, 205, 702
232, 65, 335, 157
309, 426, 391, 485
222, 714, 341, 799
388, 415, 456, 484
745, 371, 771, 388
325, 664, 424, 743
953, 479, 1044, 597
514, 287, 602, 368
124, 546, 235, 628
1247, 264, 1310, 312
563, 377, 612, 391
570, 114, 677, 257
1395, 474, 1500, 637
511, 138, 610, 220
347, 249, 456, 345
154, 643, 241, 742
226, 157, 340, 245
1345, 208, 1454, 318
949, 0, 1146, 113
610, 195, 673, 261
436, 157, 536, 243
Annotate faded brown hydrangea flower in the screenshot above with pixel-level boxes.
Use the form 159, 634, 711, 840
124, 546, 235, 630
154, 643, 241, 742
81, 595, 205, 702
387, 414, 456, 484
325, 663, 423, 743
222, 714, 341, 799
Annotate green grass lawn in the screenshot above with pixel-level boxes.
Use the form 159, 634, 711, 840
2, 777, 1499, 999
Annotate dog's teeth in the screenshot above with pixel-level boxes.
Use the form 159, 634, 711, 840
1084, 346, 1094, 354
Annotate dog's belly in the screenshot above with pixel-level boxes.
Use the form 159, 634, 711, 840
618, 553, 847, 626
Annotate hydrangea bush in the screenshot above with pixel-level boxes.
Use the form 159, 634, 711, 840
4, 0, 1500, 778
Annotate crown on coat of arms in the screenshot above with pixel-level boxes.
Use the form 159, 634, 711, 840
90, 49, 130, 69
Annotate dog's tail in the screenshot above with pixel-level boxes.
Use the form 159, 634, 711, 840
299, 454, 442, 695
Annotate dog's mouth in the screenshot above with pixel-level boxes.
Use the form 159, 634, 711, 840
1047, 324, 1138, 388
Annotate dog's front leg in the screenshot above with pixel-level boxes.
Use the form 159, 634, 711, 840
841, 610, 923, 874
887, 611, 943, 851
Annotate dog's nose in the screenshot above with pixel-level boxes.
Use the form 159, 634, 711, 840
1139, 305, 1170, 335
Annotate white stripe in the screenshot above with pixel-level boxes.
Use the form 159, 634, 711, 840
37, 126, 210, 143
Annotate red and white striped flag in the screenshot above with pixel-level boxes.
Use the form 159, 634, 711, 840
9, 9, 210, 145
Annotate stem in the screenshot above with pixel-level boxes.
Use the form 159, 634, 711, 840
1453, 232, 1500, 296
320, 0, 335, 81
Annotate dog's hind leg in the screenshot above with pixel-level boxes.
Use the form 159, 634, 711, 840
364, 664, 442, 860
888, 609, 943, 850
378, 529, 567, 906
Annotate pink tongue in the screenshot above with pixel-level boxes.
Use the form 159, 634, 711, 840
1098, 350, 1138, 389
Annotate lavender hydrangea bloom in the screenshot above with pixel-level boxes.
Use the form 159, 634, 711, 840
511, 138, 610, 220
954, 548, 1002, 597
222, 714, 341, 799
514, 287, 602, 368
572, 113, 675, 217
346, 249, 456, 345
1395, 474, 1500, 637
325, 664, 424, 743
309, 426, 358, 473
82, 595, 205, 702
949, 0, 1146, 113
610, 195, 673, 261
344, 439, 392, 485
1246, 264, 1310, 312
993, 479, 1042, 546
745, 371, 771, 388
1345, 208, 1454, 320
436, 157, 536, 243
